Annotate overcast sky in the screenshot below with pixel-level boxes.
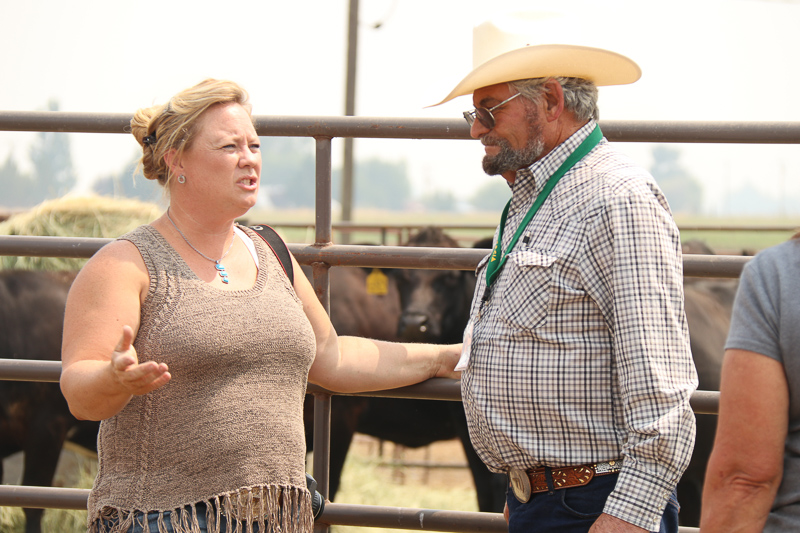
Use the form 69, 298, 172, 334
1, 0, 799, 215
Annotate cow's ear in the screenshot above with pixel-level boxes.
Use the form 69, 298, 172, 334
473, 237, 494, 249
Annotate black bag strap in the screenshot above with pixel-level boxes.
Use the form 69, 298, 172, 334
249, 224, 294, 285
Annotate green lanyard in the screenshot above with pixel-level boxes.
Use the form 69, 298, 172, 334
485, 124, 603, 288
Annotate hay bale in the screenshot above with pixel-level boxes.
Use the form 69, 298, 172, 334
0, 195, 162, 270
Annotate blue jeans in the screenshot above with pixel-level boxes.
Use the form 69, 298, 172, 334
506, 472, 680, 533
95, 503, 264, 533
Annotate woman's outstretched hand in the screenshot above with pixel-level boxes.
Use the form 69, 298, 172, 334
110, 325, 171, 395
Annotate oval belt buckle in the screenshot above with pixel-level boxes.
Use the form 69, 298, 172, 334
509, 467, 531, 503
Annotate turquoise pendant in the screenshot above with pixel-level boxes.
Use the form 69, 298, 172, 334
215, 262, 229, 284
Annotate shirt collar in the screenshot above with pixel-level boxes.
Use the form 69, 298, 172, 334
509, 119, 597, 215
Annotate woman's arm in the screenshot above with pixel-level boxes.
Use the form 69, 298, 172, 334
292, 256, 461, 392
60, 240, 170, 421
700, 348, 788, 532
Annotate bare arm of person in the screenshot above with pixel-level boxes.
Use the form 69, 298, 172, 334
291, 256, 461, 392
60, 240, 171, 421
700, 349, 788, 532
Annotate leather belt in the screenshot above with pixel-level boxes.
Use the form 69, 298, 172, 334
509, 460, 622, 503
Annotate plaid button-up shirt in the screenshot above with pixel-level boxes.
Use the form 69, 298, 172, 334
462, 120, 698, 530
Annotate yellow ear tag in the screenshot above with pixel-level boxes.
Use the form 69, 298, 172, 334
366, 268, 389, 295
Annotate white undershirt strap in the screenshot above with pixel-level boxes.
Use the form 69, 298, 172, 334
234, 226, 259, 268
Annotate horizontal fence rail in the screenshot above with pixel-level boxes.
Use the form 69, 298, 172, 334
0, 486, 701, 533
257, 221, 800, 233
0, 235, 750, 277
2, 111, 800, 144
0, 360, 720, 415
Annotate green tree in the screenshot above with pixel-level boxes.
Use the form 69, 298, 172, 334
93, 155, 164, 203
260, 137, 316, 208
420, 190, 458, 212
345, 158, 411, 210
0, 152, 36, 208
469, 179, 511, 212
29, 100, 77, 199
650, 145, 703, 215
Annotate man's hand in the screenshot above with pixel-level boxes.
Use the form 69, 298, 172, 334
588, 513, 647, 533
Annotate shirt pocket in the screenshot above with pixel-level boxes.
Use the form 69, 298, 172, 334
498, 250, 558, 330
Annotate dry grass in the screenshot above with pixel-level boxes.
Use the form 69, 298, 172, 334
0, 444, 97, 532
0, 195, 161, 270
321, 434, 481, 533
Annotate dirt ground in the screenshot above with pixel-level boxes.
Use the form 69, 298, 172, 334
348, 433, 476, 490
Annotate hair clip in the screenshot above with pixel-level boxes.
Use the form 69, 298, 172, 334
142, 134, 157, 146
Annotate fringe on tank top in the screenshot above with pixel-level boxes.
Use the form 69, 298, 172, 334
91, 484, 313, 533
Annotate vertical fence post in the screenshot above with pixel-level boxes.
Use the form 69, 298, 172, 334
312, 136, 334, 523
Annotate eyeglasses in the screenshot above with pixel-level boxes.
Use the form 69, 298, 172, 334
463, 92, 522, 129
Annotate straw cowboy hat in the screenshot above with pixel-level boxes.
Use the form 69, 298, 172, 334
431, 14, 641, 107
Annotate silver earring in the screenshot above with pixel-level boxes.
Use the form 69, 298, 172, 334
177, 175, 186, 184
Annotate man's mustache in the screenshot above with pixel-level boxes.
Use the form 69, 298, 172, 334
481, 136, 505, 147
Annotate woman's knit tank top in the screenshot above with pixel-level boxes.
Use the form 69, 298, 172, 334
87, 224, 316, 533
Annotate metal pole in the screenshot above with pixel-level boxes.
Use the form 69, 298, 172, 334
341, 0, 359, 243
312, 136, 334, 531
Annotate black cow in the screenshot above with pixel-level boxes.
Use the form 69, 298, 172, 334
395, 228, 475, 344
0, 270, 100, 533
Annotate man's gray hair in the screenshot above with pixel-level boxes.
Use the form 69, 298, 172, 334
510, 77, 599, 122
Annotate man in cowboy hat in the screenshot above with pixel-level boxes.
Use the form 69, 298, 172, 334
436, 19, 697, 533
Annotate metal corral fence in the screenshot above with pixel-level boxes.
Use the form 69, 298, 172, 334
2, 113, 798, 532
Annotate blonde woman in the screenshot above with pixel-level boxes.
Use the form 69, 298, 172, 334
60, 79, 460, 533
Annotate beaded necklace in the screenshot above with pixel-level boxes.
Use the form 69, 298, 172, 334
166, 209, 236, 284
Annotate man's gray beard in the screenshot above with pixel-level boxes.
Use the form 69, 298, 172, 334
482, 136, 546, 176
481, 114, 545, 176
